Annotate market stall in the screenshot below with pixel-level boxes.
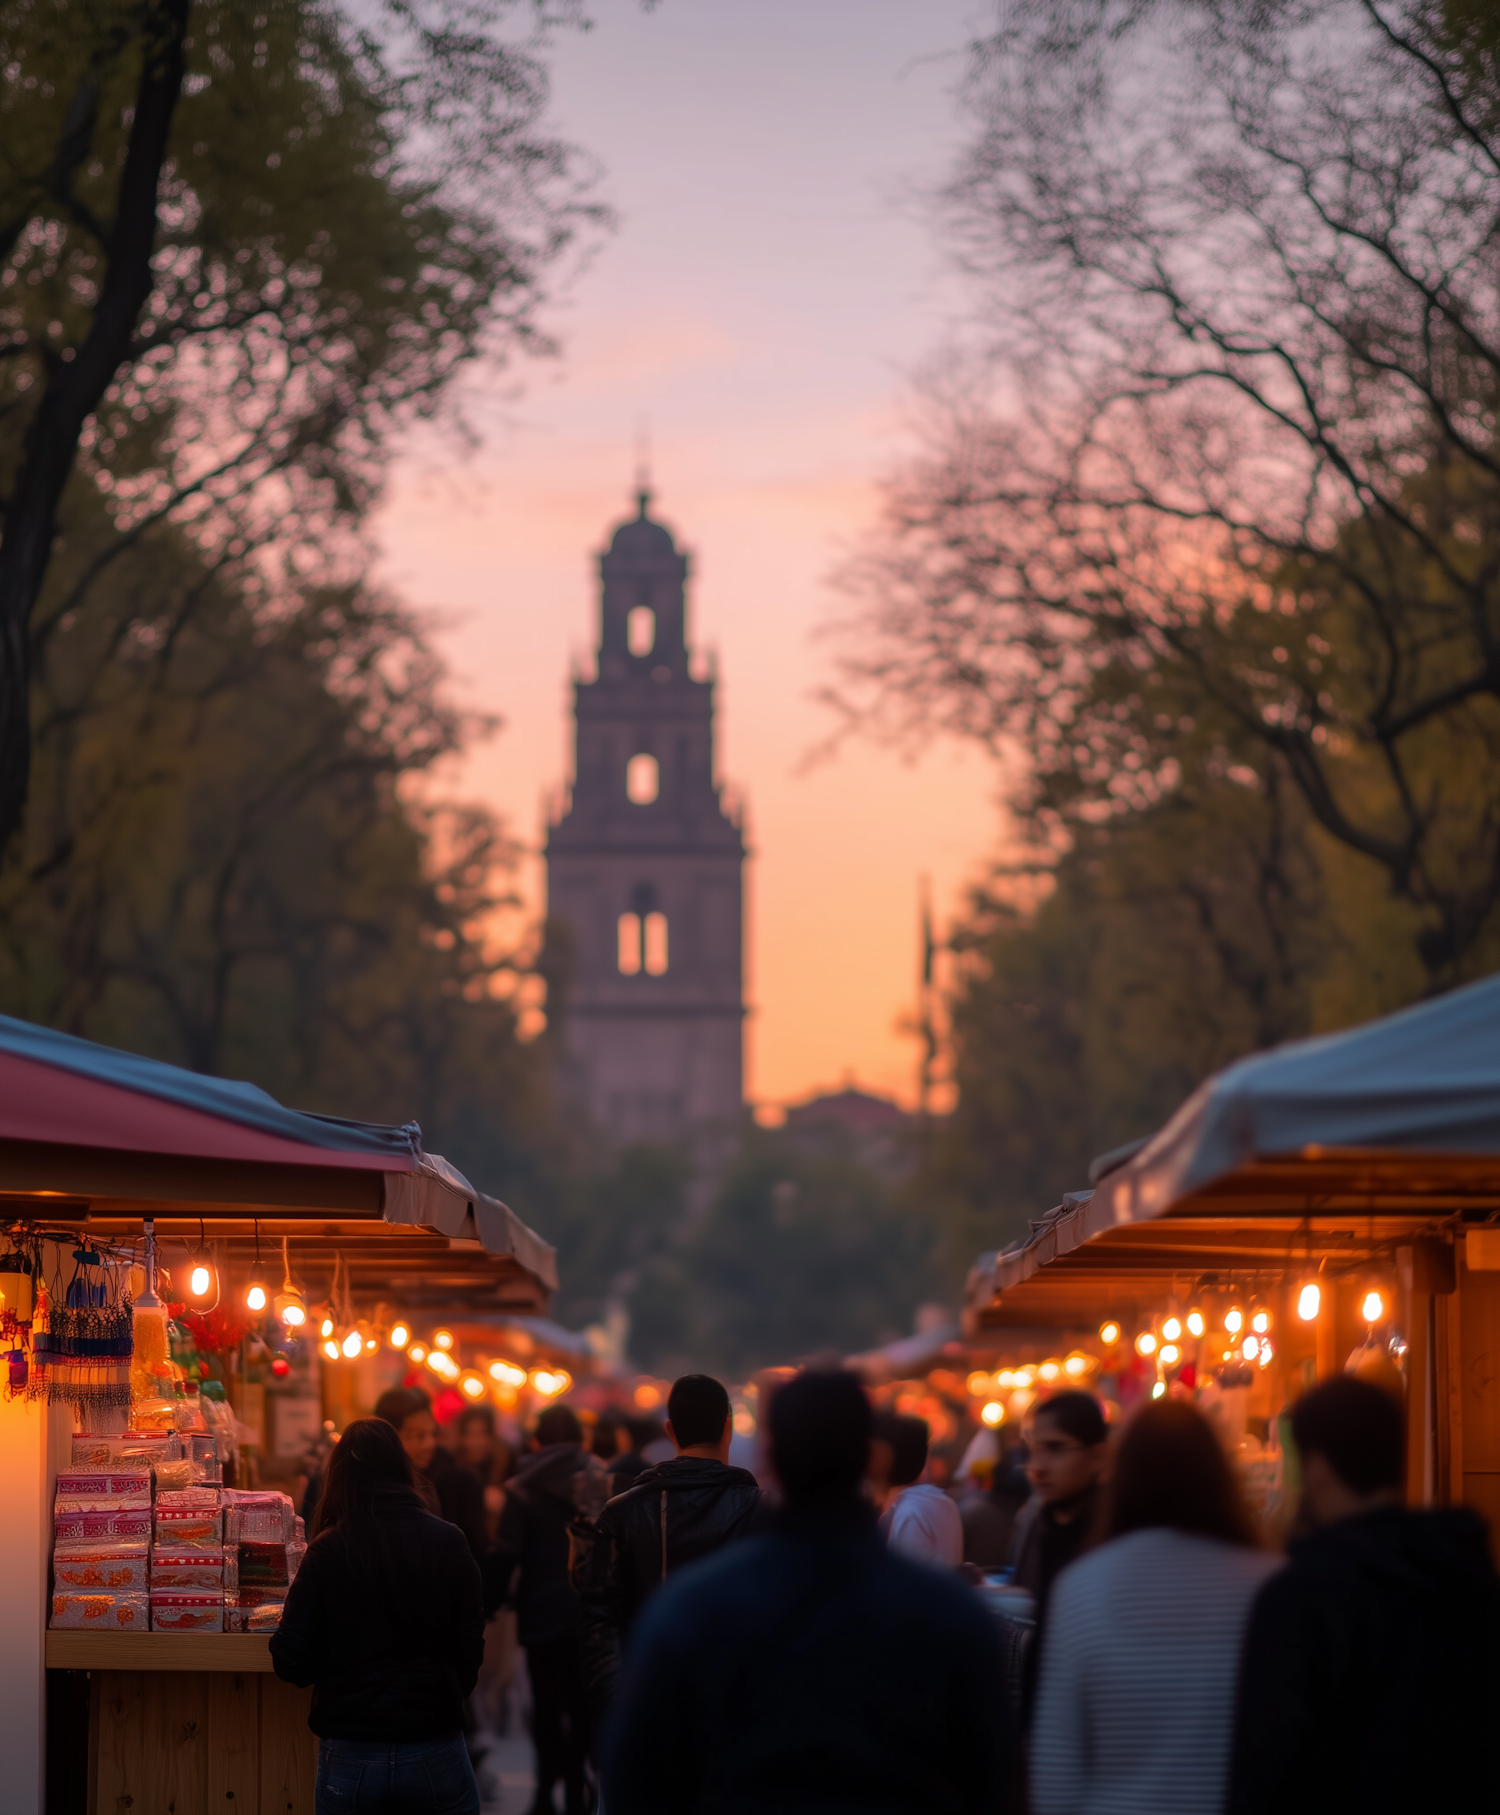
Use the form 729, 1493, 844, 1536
964, 975, 1500, 1536
0, 1014, 555, 1815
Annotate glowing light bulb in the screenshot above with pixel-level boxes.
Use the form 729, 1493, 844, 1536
190, 1264, 211, 1297
1362, 1290, 1385, 1324
1252, 1310, 1270, 1334
1224, 1306, 1244, 1335
408, 1344, 427, 1363
1135, 1331, 1157, 1357
389, 1323, 410, 1349
1297, 1282, 1321, 1321
1151, 1381, 1167, 1399
967, 1371, 993, 1397
433, 1329, 454, 1351
461, 1373, 485, 1399
1064, 1353, 1089, 1377
322, 1339, 339, 1361
1099, 1321, 1121, 1346
1037, 1360, 1061, 1382
280, 1301, 306, 1328
1159, 1343, 1181, 1365
320, 1318, 334, 1339
1186, 1309, 1205, 1338
246, 1283, 267, 1312
365, 1337, 377, 1352
341, 1330, 361, 1359
980, 1401, 1004, 1427
1162, 1316, 1182, 1342
489, 1360, 527, 1387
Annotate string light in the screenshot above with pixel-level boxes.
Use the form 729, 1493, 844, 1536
1297, 1282, 1322, 1321
433, 1330, 454, 1351
1159, 1343, 1181, 1366
980, 1401, 1004, 1427
489, 1360, 527, 1387
1186, 1307, 1205, 1338
1224, 1305, 1244, 1335
1099, 1321, 1121, 1346
341, 1330, 362, 1360
409, 1343, 427, 1364
1037, 1360, 1061, 1382
1252, 1309, 1271, 1334
1362, 1289, 1385, 1325
245, 1221, 268, 1314
460, 1372, 486, 1399
321, 1339, 339, 1362
272, 1238, 306, 1328
1135, 1331, 1158, 1357
1162, 1316, 1182, 1343
1063, 1353, 1090, 1378
185, 1220, 219, 1312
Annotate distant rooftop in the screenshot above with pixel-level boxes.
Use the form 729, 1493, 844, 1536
782, 1086, 912, 1134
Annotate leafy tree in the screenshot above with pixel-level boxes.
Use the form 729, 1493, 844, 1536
0, 0, 597, 848
837, 1, 1500, 991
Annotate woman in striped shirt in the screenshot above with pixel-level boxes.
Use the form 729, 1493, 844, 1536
1029, 1399, 1282, 1815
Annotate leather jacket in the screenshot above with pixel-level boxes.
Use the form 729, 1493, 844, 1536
579, 1454, 764, 1715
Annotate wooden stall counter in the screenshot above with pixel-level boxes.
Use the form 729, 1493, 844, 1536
47, 1630, 316, 1815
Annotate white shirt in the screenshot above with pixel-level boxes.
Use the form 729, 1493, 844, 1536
885, 1483, 964, 1566
1030, 1526, 1282, 1815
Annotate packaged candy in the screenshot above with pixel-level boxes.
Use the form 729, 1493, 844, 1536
155, 1486, 221, 1510
222, 1545, 239, 1596
55, 1470, 151, 1500
54, 1508, 152, 1546
152, 1506, 222, 1550
150, 1591, 223, 1632
152, 1459, 194, 1494
149, 1551, 224, 1590
222, 1490, 293, 1544
236, 1540, 290, 1588
70, 1435, 112, 1468
53, 1548, 151, 1591
225, 1599, 283, 1633
50, 1591, 148, 1630
286, 1539, 306, 1583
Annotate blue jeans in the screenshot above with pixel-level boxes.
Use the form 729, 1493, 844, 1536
315, 1735, 480, 1815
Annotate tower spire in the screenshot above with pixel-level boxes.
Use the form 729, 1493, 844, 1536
634, 415, 652, 518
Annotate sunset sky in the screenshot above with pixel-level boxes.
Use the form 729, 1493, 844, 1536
375, 0, 1000, 1110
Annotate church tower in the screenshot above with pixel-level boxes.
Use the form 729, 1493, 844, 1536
545, 488, 745, 1143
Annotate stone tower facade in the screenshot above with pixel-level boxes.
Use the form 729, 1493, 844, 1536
545, 489, 745, 1143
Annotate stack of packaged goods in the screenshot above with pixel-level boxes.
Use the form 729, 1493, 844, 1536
50, 1465, 152, 1629
223, 1490, 303, 1632
151, 1484, 224, 1630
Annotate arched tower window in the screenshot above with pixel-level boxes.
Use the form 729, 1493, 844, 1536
643, 911, 669, 975
617, 913, 642, 975
627, 606, 656, 657
625, 753, 659, 803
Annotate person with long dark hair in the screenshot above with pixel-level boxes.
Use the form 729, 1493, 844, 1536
1029, 1399, 1280, 1815
271, 1416, 486, 1815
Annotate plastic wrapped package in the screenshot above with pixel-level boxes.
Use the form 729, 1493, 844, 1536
130, 1303, 172, 1404
55, 1507, 152, 1547
149, 1551, 224, 1590
286, 1539, 306, 1583
52, 1548, 150, 1591
236, 1540, 290, 1589
151, 1459, 194, 1494
222, 1544, 239, 1597
222, 1490, 294, 1545
54, 1471, 152, 1513
152, 1506, 222, 1550
225, 1598, 284, 1633
150, 1591, 223, 1632
188, 1431, 223, 1484
69, 1435, 113, 1468
51, 1591, 148, 1630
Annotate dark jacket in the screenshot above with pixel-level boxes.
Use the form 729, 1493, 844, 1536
269, 1485, 484, 1741
484, 1441, 609, 1643
579, 1454, 763, 1714
1229, 1504, 1500, 1814
602, 1501, 1013, 1815
1010, 1483, 1099, 1721
425, 1444, 487, 1562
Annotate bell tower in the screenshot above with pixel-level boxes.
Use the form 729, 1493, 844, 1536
544, 487, 745, 1142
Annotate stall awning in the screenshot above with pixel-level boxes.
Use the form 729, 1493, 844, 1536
0, 1014, 556, 1302
966, 974, 1500, 1331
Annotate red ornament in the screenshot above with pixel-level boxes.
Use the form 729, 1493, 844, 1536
270, 1356, 291, 1379
179, 1306, 254, 1355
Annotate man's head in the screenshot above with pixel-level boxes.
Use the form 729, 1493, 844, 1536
768, 1369, 871, 1510
1291, 1375, 1404, 1527
374, 1385, 438, 1473
872, 1411, 929, 1489
534, 1403, 583, 1449
666, 1374, 733, 1460
1027, 1390, 1108, 1507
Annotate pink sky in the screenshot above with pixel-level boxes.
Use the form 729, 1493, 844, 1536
375, 0, 1000, 1109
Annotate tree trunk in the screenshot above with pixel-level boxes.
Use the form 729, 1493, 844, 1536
0, 0, 189, 853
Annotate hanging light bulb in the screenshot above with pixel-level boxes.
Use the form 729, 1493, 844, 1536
1242, 1334, 1260, 1360
320, 1317, 335, 1340
185, 1219, 219, 1312
460, 1371, 487, 1399
433, 1329, 455, 1352
1135, 1330, 1158, 1357
1186, 1306, 1205, 1338
1297, 1280, 1322, 1321
272, 1239, 307, 1327
390, 1322, 410, 1350
1362, 1288, 1386, 1325
1162, 1316, 1183, 1343
1159, 1343, 1181, 1366
1224, 1304, 1244, 1335
489, 1359, 526, 1387
341, 1328, 362, 1359
322, 1338, 340, 1362
244, 1221, 268, 1314
1099, 1320, 1121, 1346
409, 1343, 427, 1364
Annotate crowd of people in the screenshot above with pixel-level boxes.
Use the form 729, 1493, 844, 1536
269, 1365, 1500, 1814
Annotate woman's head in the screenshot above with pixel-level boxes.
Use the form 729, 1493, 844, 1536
314, 1417, 416, 1536
1027, 1391, 1108, 1507
374, 1385, 438, 1473
1105, 1399, 1257, 1547
453, 1405, 496, 1468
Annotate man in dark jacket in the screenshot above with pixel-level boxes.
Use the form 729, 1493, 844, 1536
579, 1373, 762, 1719
487, 1403, 608, 1815
1230, 1375, 1500, 1814
602, 1369, 1013, 1815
